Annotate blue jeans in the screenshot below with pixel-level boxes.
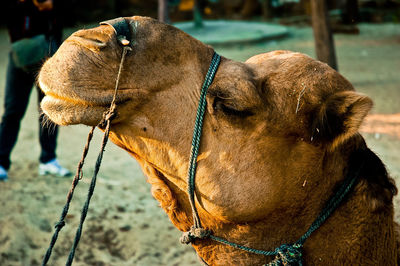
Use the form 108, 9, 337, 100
0, 53, 58, 170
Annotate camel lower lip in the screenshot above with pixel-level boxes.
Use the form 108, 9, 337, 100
41, 95, 107, 126
39, 79, 99, 107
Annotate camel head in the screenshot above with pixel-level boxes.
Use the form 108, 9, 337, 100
39, 16, 396, 265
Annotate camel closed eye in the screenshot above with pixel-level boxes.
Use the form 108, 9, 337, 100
212, 97, 254, 118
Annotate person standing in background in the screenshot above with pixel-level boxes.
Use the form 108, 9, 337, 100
0, 0, 71, 181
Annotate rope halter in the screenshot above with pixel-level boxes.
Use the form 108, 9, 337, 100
182, 46, 362, 266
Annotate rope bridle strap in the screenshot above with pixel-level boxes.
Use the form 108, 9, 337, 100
42, 17, 131, 266
181, 53, 362, 265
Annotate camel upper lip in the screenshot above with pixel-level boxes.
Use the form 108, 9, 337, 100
41, 86, 129, 108
44, 91, 104, 106
39, 78, 115, 107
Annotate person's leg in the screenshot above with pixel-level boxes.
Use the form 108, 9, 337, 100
36, 38, 70, 177
0, 53, 34, 170
37, 95, 70, 177
37, 88, 58, 163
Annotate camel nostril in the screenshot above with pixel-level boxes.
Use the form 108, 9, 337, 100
69, 29, 111, 49
67, 35, 107, 50
84, 37, 108, 48
87, 38, 103, 44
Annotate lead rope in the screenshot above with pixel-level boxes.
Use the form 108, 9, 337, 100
180, 52, 221, 244
42, 44, 131, 266
180, 52, 362, 266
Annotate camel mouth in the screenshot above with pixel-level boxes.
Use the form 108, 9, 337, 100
43, 89, 98, 107
41, 94, 108, 126
40, 81, 112, 108
39, 77, 109, 126
38, 76, 116, 106
38, 67, 133, 126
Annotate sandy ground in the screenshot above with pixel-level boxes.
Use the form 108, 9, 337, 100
0, 22, 399, 265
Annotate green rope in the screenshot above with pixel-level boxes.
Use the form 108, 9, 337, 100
296, 163, 363, 246
209, 235, 276, 256
182, 51, 363, 266
187, 52, 221, 229
205, 165, 361, 265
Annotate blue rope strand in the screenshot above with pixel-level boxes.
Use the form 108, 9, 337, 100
187, 52, 221, 228
296, 163, 363, 245
210, 235, 276, 256
190, 168, 360, 265
200, 171, 360, 262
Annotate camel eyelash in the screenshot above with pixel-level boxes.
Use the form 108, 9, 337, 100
212, 97, 254, 118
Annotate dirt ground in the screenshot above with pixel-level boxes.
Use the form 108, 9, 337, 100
0, 22, 399, 266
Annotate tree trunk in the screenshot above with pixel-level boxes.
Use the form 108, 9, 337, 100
194, 0, 204, 28
261, 0, 272, 20
241, 0, 259, 19
311, 0, 338, 70
158, 0, 169, 23
341, 0, 359, 24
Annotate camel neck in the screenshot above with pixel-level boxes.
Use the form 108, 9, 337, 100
192, 181, 395, 265
191, 144, 396, 265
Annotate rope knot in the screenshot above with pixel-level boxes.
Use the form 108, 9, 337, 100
99, 107, 117, 128
268, 243, 303, 266
54, 220, 65, 230
180, 226, 210, 245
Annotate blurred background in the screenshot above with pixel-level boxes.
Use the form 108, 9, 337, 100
1, 0, 398, 27
0, 0, 399, 265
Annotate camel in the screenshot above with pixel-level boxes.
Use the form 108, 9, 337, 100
38, 16, 399, 265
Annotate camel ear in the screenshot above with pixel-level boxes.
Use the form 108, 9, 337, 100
312, 91, 373, 149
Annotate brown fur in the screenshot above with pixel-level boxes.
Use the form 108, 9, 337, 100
38, 16, 398, 265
